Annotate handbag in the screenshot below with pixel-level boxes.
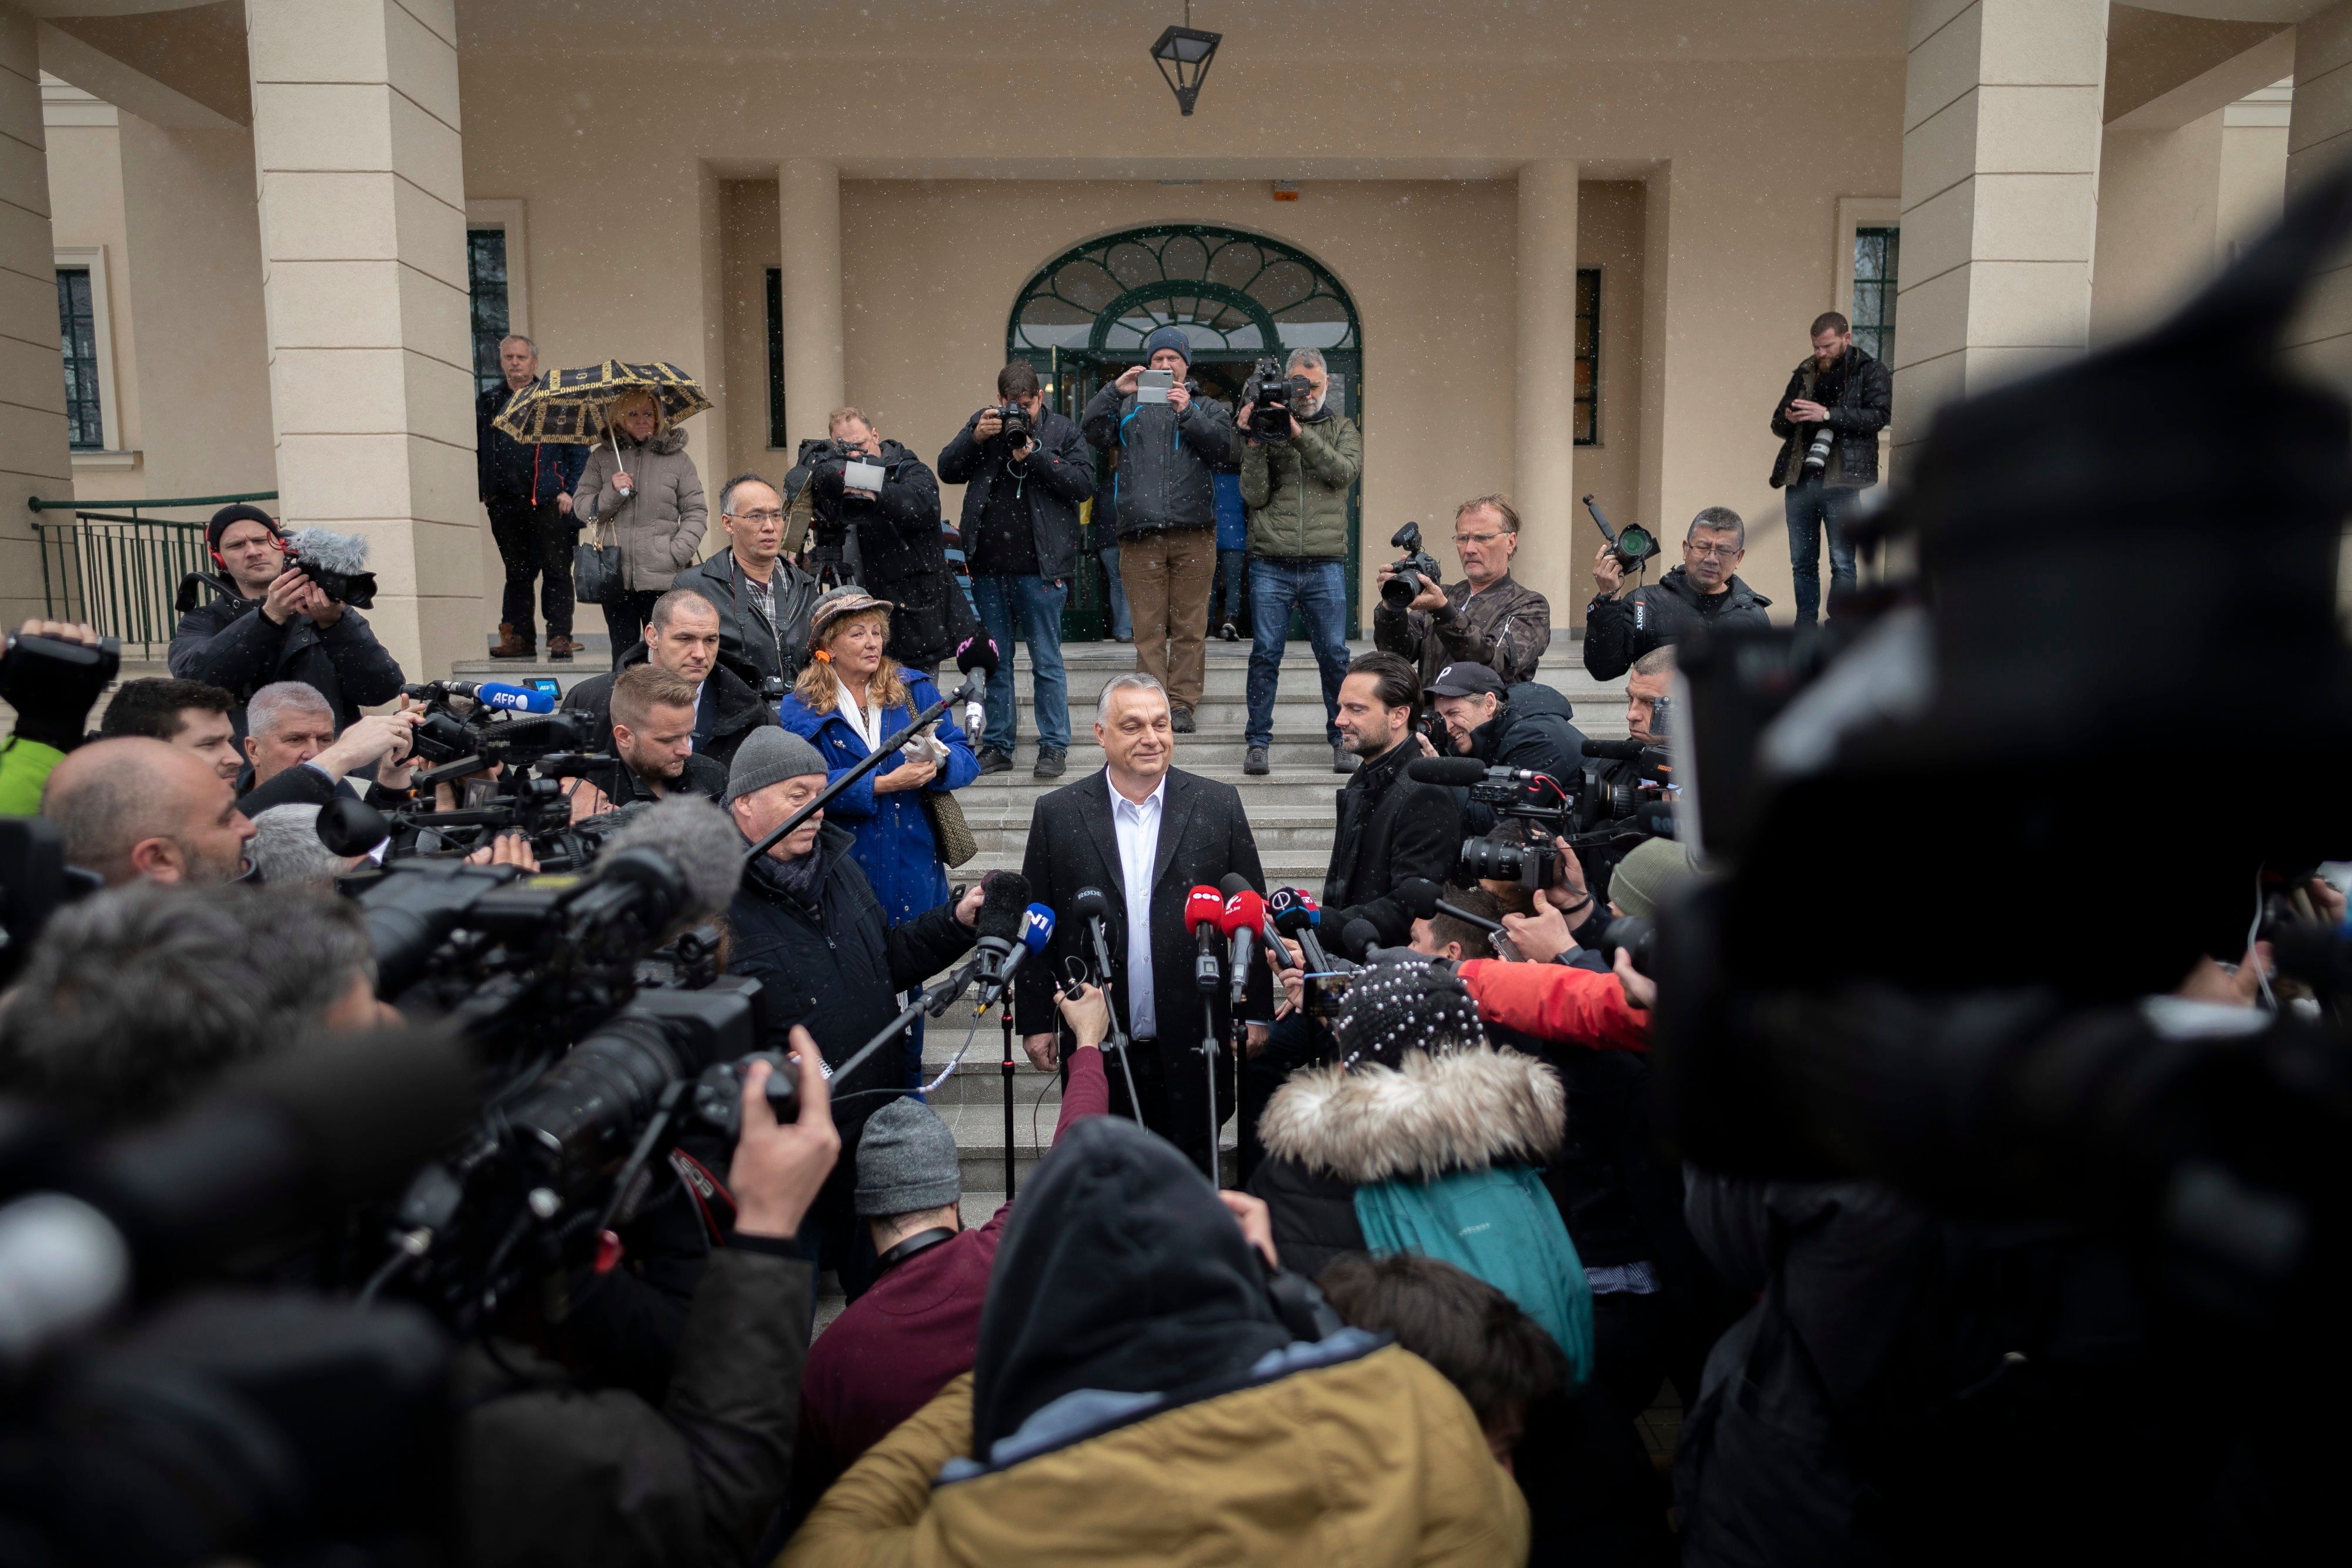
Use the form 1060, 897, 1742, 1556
573, 514, 622, 605
923, 787, 979, 868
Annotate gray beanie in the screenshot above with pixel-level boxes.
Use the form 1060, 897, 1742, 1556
855, 1095, 963, 1218
1609, 836, 1697, 919
1141, 324, 1192, 366
724, 725, 827, 805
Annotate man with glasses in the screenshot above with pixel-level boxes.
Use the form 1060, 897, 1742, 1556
676, 472, 822, 688
1582, 506, 1771, 682
1373, 494, 1552, 688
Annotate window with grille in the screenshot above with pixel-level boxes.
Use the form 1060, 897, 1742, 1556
1574, 268, 1599, 446
467, 228, 511, 396
57, 268, 101, 450
1852, 226, 1899, 366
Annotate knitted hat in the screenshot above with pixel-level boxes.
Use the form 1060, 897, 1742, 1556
808, 584, 894, 650
1140, 325, 1193, 367
1333, 957, 1488, 1072
1608, 837, 1697, 919
855, 1095, 963, 1218
207, 502, 281, 553
723, 725, 828, 805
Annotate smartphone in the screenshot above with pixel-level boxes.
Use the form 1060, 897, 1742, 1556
843, 457, 887, 493
1137, 368, 1174, 404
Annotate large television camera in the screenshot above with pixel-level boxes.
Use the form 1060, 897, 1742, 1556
1242, 355, 1309, 442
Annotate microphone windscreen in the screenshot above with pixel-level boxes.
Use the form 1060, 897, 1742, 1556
955, 634, 1002, 675
976, 870, 1032, 944
1393, 877, 1443, 920
279, 526, 370, 576
1218, 891, 1265, 936
1218, 871, 1252, 899
1186, 885, 1226, 929
1340, 918, 1384, 962
1405, 755, 1489, 787
1019, 904, 1056, 952
316, 795, 392, 858
1296, 891, 1324, 920
1581, 738, 1648, 761
1272, 902, 1314, 935
599, 795, 745, 923
1071, 885, 1111, 922
474, 681, 556, 716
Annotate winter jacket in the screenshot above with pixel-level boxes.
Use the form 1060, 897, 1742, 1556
1457, 681, 1589, 835
1322, 737, 1462, 948
561, 640, 779, 771
0, 737, 61, 817
672, 549, 823, 690
574, 426, 709, 594
1240, 405, 1362, 561
936, 406, 1094, 580
1768, 343, 1892, 490
1456, 958, 1652, 1056
1080, 380, 1236, 536
1583, 564, 1772, 683
805, 439, 965, 670
1374, 573, 1551, 689
168, 588, 406, 733
777, 673, 978, 927
477, 383, 588, 505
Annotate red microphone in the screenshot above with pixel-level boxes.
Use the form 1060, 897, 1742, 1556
1188, 885, 1227, 994
1221, 891, 1267, 1008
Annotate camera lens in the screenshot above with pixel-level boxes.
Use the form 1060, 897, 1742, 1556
1456, 837, 1523, 884
1380, 574, 1419, 610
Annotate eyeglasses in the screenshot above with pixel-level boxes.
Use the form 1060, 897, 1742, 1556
1452, 532, 1506, 547
1687, 541, 1740, 560
730, 509, 786, 523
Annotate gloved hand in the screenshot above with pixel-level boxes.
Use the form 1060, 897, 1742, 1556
1, 621, 118, 752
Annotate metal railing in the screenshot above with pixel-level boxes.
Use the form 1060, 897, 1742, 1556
27, 490, 277, 658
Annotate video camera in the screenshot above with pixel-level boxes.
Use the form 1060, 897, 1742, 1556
1381, 520, 1446, 610
1406, 756, 1573, 888
1243, 355, 1310, 442
281, 526, 379, 609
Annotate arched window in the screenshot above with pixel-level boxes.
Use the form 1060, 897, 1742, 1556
1009, 225, 1359, 359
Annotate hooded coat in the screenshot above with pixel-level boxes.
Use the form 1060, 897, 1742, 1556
574, 426, 709, 594
169, 589, 406, 733
1459, 681, 1590, 836
1581, 564, 1772, 683
1080, 379, 1237, 536
805, 439, 965, 670
1239, 403, 1362, 561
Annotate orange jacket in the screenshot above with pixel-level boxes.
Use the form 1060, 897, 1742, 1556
1459, 959, 1651, 1054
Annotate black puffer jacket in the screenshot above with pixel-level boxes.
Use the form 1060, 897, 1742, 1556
1459, 683, 1589, 835
562, 639, 779, 769
1080, 380, 1235, 536
169, 587, 406, 733
806, 439, 964, 669
936, 406, 1094, 580
1582, 566, 1772, 683
1321, 738, 1461, 948
672, 550, 822, 690
1767, 343, 1892, 489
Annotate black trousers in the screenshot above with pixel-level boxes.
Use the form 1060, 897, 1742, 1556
601, 589, 664, 664
1098, 1035, 1232, 1180
487, 496, 575, 638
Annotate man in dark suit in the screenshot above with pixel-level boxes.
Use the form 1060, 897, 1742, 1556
1323, 650, 1462, 946
1015, 673, 1273, 1177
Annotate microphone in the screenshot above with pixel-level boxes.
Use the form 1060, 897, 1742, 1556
1072, 886, 1118, 982
967, 871, 1033, 1004
1405, 755, 1491, 787
1581, 738, 1650, 762
1187, 885, 1226, 994
954, 633, 1000, 737
1394, 875, 1506, 936
980, 902, 1054, 1007
1269, 888, 1335, 974
1339, 917, 1385, 963
447, 680, 556, 715
1220, 890, 1267, 1009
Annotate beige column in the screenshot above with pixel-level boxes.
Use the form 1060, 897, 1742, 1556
1512, 161, 1578, 635
0, 4, 71, 631
1894, 0, 2107, 465
778, 159, 846, 444
245, 0, 475, 680
2288, 4, 2352, 382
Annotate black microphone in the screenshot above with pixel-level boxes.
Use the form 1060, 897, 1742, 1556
1068, 886, 1130, 1051
1187, 885, 1226, 993
967, 870, 1031, 1003
1268, 888, 1335, 974
1394, 875, 1508, 936
953, 634, 1000, 734
1339, 917, 1385, 963
1405, 755, 1491, 787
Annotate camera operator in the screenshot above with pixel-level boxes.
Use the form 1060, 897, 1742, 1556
0, 617, 111, 813
937, 362, 1094, 780
675, 472, 823, 688
1235, 346, 1362, 777
1414, 661, 1590, 835
565, 666, 730, 819
169, 503, 405, 731
1374, 494, 1551, 689
42, 736, 254, 886
479, 333, 589, 661
1769, 310, 1890, 626
1582, 507, 1769, 681
97, 676, 242, 781
563, 587, 779, 770
1080, 326, 1237, 733
802, 407, 960, 674
234, 678, 423, 815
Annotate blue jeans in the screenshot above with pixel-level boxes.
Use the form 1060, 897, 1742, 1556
1217, 549, 1248, 624
1783, 480, 1859, 624
1098, 543, 1132, 638
970, 574, 1071, 751
1245, 558, 1350, 748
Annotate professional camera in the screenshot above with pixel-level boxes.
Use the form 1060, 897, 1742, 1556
1799, 422, 1836, 479
1242, 355, 1308, 442
1582, 493, 1660, 576
1382, 520, 1447, 610
995, 402, 1033, 446
1454, 767, 1573, 888
281, 526, 380, 608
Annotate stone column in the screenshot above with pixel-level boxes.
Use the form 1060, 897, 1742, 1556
2288, 3, 2352, 382
1894, 0, 2108, 465
245, 0, 474, 680
1513, 161, 1578, 635
0, 4, 71, 632
777, 159, 846, 444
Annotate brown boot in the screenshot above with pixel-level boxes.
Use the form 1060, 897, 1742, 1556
490, 622, 534, 659
546, 632, 580, 662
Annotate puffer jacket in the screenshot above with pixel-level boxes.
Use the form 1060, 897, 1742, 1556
1768, 343, 1892, 490
574, 426, 709, 593
1240, 404, 1361, 560
169, 587, 406, 732
1080, 380, 1236, 536
1582, 564, 1772, 682
1458, 681, 1588, 835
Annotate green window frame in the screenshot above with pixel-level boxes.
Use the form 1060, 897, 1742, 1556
1574, 268, 1599, 446
57, 268, 101, 450
1010, 223, 1359, 358
1852, 226, 1899, 367
466, 228, 511, 397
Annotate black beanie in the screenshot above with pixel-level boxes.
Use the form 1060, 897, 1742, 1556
208, 503, 280, 553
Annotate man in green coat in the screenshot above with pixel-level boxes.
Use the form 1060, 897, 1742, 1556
1236, 347, 1363, 777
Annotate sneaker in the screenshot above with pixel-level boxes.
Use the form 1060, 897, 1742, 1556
975, 747, 1014, 775
1244, 744, 1271, 776
546, 633, 580, 662
1220, 621, 1240, 642
1170, 707, 1196, 734
1033, 745, 1067, 780
490, 622, 534, 659
1332, 744, 1359, 775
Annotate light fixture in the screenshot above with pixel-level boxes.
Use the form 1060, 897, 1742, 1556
1151, 2, 1221, 117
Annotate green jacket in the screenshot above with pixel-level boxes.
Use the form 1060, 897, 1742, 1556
1239, 406, 1361, 560
0, 736, 63, 817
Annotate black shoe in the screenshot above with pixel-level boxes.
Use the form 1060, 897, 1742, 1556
1220, 621, 1240, 642
1171, 708, 1196, 734
1244, 745, 1271, 776
1033, 745, 1067, 780
1332, 744, 1359, 774
975, 747, 1013, 775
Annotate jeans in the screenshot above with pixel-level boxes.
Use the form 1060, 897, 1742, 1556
1783, 479, 1860, 624
487, 496, 574, 639
1245, 558, 1351, 748
1098, 543, 1132, 638
1216, 549, 1248, 624
970, 574, 1070, 751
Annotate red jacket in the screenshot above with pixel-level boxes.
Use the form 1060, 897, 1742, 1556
1458, 959, 1651, 1054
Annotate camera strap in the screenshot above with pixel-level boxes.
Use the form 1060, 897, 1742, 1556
667, 1148, 737, 1246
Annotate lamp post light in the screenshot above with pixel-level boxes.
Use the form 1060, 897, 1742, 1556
1150, 4, 1222, 117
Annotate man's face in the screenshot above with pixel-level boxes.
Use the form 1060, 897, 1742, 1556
1452, 505, 1518, 589
245, 707, 337, 784
833, 417, 880, 456
647, 601, 721, 682
1682, 527, 1743, 591
616, 702, 697, 787
217, 520, 286, 595
1626, 670, 1671, 744
1408, 917, 1464, 963
1435, 692, 1500, 755
171, 708, 242, 781
1813, 327, 1850, 369
723, 481, 786, 571
153, 753, 253, 886
1335, 673, 1408, 758
1290, 360, 1328, 412
1095, 688, 1173, 783
1147, 348, 1188, 375
733, 773, 828, 861
500, 339, 539, 389
1012, 387, 1047, 417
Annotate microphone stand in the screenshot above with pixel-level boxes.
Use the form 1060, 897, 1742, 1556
1000, 1001, 1017, 1198
740, 675, 983, 866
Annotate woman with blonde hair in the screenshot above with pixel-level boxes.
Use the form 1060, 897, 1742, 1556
572, 389, 708, 662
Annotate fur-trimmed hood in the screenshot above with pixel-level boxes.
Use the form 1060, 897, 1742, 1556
616, 424, 691, 456
1258, 1047, 1565, 1185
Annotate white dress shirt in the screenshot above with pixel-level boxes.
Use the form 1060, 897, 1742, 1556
1110, 771, 1168, 1038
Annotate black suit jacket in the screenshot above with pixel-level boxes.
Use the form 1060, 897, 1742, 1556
1322, 739, 1462, 948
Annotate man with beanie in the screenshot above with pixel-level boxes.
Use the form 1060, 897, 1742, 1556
1081, 326, 1236, 733
720, 725, 983, 1295
791, 984, 1117, 1513
170, 503, 404, 733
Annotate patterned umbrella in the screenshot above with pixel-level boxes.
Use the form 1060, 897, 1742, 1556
491, 359, 711, 444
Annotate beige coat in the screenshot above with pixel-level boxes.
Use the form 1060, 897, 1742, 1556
573, 425, 708, 593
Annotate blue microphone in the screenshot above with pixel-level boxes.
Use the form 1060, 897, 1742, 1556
979, 902, 1055, 1007
452, 680, 555, 715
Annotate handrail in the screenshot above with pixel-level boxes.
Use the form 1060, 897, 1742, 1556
27, 489, 276, 513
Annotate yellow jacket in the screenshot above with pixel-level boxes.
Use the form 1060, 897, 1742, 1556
781, 1345, 1528, 1568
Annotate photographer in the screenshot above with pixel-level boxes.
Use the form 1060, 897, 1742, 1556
0, 618, 111, 814
1768, 310, 1891, 626
803, 408, 960, 674
1416, 661, 1589, 835
1374, 495, 1551, 689
169, 503, 405, 731
1237, 347, 1362, 777
565, 666, 731, 818
937, 362, 1094, 780
98, 676, 242, 781
43, 737, 254, 887
1080, 326, 1237, 732
563, 587, 779, 770
1582, 507, 1769, 682
674, 473, 823, 688
479, 333, 589, 661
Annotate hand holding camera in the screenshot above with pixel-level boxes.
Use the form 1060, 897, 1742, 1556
1, 620, 117, 751
1378, 521, 1451, 612
725, 1027, 840, 1241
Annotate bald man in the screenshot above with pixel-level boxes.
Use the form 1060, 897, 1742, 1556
43, 736, 256, 887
